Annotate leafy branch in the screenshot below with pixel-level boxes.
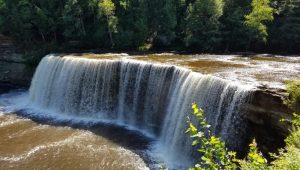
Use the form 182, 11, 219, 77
186, 103, 237, 170
186, 103, 269, 170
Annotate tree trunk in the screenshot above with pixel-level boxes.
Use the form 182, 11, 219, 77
106, 16, 114, 48
39, 30, 46, 42
80, 15, 86, 36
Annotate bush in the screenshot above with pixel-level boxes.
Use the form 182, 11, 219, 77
271, 145, 300, 170
271, 128, 300, 170
239, 140, 269, 170
285, 78, 300, 112
186, 103, 268, 170
272, 113, 300, 170
186, 103, 238, 169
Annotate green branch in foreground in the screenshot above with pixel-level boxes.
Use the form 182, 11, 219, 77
186, 103, 237, 170
186, 103, 268, 170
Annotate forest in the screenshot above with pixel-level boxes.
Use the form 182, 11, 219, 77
0, 0, 299, 55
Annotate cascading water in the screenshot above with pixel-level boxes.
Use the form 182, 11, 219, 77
28, 54, 253, 169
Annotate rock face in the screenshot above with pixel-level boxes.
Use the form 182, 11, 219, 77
0, 34, 34, 87
245, 86, 294, 157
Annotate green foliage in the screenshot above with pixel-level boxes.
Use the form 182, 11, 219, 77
184, 0, 224, 51
146, 0, 177, 47
63, 0, 86, 39
0, 0, 299, 53
271, 145, 300, 170
245, 0, 274, 42
269, 0, 300, 52
239, 140, 269, 170
186, 103, 238, 169
285, 126, 300, 148
281, 113, 300, 127
220, 0, 251, 51
98, 0, 117, 47
187, 103, 271, 170
114, 0, 149, 49
272, 113, 300, 170
285, 78, 300, 112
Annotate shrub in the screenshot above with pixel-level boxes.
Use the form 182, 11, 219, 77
186, 103, 238, 169
271, 145, 300, 170
239, 140, 269, 170
285, 78, 300, 112
187, 103, 268, 170
272, 113, 300, 170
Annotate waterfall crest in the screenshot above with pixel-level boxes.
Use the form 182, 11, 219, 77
29, 55, 253, 168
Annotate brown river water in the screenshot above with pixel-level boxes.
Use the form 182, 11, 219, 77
0, 113, 149, 170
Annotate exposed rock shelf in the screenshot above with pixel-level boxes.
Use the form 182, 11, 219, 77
0, 34, 34, 86
246, 87, 293, 156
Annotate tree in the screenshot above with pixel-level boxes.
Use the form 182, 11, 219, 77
32, 0, 67, 42
62, 0, 86, 40
0, 0, 299, 54
184, 0, 224, 51
98, 0, 118, 47
113, 0, 149, 49
244, 0, 274, 44
269, 0, 300, 53
146, 0, 177, 47
220, 0, 251, 52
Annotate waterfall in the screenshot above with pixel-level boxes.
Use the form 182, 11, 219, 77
29, 55, 253, 168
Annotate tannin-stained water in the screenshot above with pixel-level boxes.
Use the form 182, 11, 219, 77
0, 113, 149, 170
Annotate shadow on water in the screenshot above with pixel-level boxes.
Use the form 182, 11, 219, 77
15, 109, 156, 167
0, 84, 156, 168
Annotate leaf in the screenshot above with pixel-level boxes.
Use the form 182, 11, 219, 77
257, 156, 266, 164
192, 140, 200, 146
192, 132, 204, 138
189, 123, 197, 133
198, 149, 206, 153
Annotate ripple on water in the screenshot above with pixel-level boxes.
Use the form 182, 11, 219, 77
0, 114, 149, 170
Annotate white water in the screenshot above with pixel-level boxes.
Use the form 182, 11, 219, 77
3, 54, 254, 169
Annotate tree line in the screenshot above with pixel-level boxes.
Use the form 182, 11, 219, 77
0, 0, 299, 54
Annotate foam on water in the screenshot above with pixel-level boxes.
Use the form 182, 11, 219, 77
0, 114, 149, 170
